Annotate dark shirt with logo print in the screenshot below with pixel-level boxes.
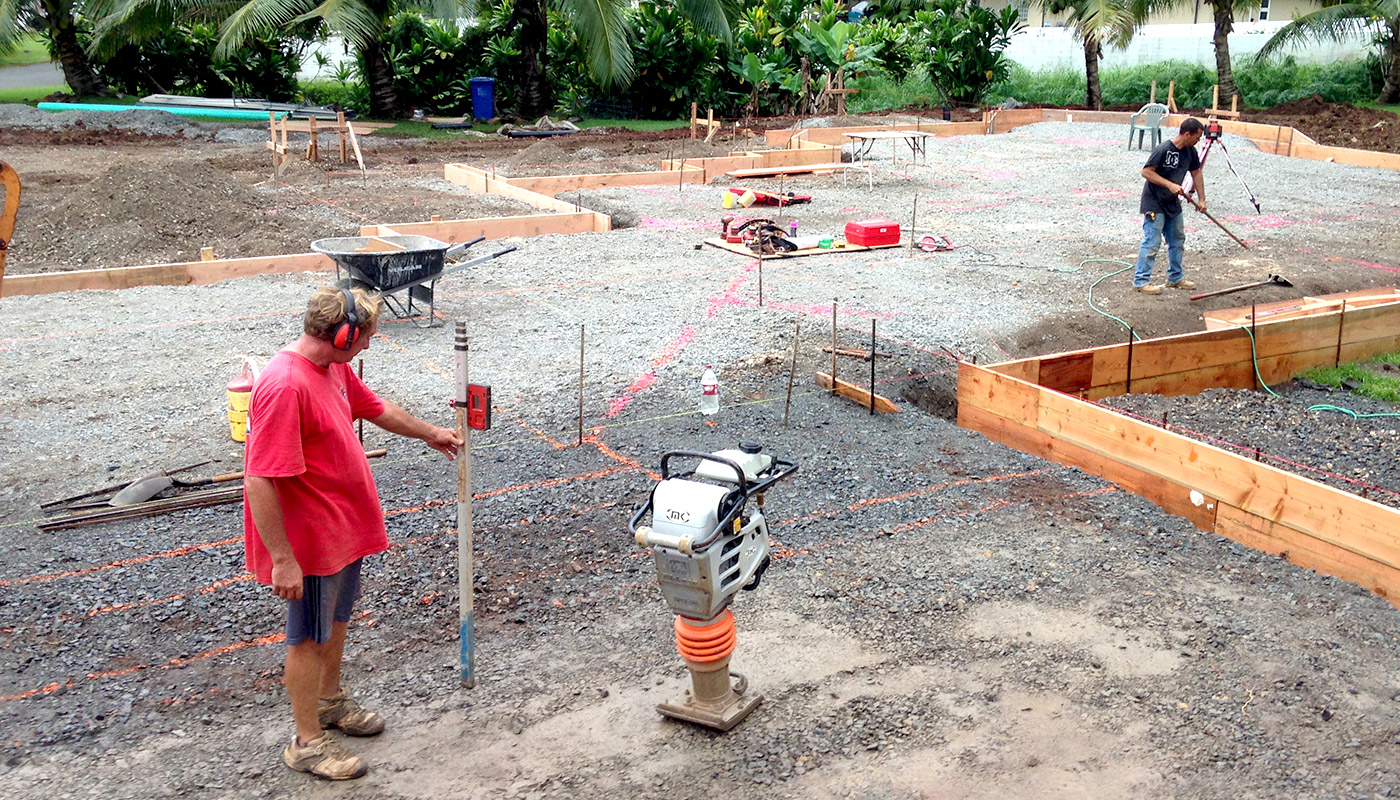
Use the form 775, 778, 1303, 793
1139, 139, 1202, 217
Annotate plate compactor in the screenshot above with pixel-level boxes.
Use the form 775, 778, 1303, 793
630, 445, 798, 731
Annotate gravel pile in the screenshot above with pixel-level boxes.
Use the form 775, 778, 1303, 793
3, 117, 1400, 799
0, 103, 219, 138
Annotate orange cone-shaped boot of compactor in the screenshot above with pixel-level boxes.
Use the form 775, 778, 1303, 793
656, 609, 762, 731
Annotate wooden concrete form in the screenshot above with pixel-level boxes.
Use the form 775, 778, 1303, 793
2, 253, 333, 298
362, 211, 608, 242
957, 298, 1400, 607
763, 121, 998, 148
506, 165, 707, 195
1204, 287, 1400, 330
443, 164, 611, 232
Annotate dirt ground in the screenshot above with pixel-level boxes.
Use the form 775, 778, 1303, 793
4, 111, 1400, 799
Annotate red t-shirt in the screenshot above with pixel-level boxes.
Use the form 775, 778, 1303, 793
242, 349, 388, 583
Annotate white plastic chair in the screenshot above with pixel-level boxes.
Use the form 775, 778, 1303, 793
1127, 103, 1169, 150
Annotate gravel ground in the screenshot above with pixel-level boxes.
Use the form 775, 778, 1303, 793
3, 116, 1400, 799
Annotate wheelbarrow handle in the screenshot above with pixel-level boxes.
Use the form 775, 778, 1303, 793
444, 236, 487, 260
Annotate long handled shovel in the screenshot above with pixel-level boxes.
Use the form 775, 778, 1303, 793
1180, 192, 1249, 249
108, 448, 389, 506
1190, 274, 1293, 302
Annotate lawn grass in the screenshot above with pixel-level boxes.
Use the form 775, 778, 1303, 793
1359, 101, 1400, 116
0, 85, 66, 103
1301, 351, 1400, 404
0, 34, 51, 68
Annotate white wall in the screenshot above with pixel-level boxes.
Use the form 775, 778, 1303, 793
1004, 21, 1376, 72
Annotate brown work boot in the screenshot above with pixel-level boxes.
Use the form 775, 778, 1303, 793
1167, 279, 1197, 290
283, 733, 368, 780
1132, 284, 1163, 295
318, 690, 385, 736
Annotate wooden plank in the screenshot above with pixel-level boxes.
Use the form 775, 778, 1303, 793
726, 162, 852, 178
1291, 142, 1400, 171
701, 237, 900, 259
362, 211, 610, 242
1338, 301, 1400, 345
1037, 352, 1094, 393
1215, 503, 1400, 607
1, 253, 333, 297
357, 236, 407, 253
442, 164, 580, 213
508, 169, 707, 194
957, 402, 1218, 531
986, 357, 1040, 383
956, 363, 1039, 427
1035, 389, 1400, 571
815, 372, 900, 413
1203, 288, 1400, 330
1341, 334, 1400, 364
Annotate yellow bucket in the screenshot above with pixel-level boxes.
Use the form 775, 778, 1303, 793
721, 191, 735, 209
227, 408, 249, 442
226, 357, 259, 443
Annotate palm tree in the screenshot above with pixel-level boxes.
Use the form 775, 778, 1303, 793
1035, 0, 1147, 109
1256, 0, 1400, 103
94, 0, 420, 116
1206, 0, 1259, 103
1, 0, 108, 94
510, 0, 736, 118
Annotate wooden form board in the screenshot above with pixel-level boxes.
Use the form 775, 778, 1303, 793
661, 146, 841, 182
985, 299, 1400, 400
956, 301, 1400, 607
1204, 288, 1400, 330
815, 372, 900, 413
507, 166, 706, 194
362, 211, 609, 241
2, 253, 333, 297
702, 237, 902, 259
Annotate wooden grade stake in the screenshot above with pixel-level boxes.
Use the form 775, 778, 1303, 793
784, 313, 802, 426
830, 301, 838, 396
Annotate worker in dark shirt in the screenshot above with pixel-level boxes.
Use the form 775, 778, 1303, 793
1134, 117, 1206, 295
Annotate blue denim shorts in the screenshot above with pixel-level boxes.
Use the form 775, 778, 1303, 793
286, 559, 362, 646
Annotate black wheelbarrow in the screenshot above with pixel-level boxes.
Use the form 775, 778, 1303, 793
310, 235, 516, 327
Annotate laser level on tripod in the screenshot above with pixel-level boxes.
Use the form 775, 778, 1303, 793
1185, 119, 1262, 214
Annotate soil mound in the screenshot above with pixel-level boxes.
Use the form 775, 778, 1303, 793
500, 140, 569, 167
1250, 95, 1400, 153
11, 158, 325, 271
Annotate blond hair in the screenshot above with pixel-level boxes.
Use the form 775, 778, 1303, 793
304, 286, 383, 341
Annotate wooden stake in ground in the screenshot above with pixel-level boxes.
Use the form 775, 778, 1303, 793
455, 323, 476, 689
909, 191, 918, 253
757, 254, 764, 307
830, 301, 837, 396
869, 319, 876, 415
784, 313, 802, 426
578, 324, 585, 446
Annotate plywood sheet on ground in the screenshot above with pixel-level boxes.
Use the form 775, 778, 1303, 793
702, 238, 902, 259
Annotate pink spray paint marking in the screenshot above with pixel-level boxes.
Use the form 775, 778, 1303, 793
637, 217, 715, 230
605, 326, 697, 418
1351, 259, 1400, 274
706, 268, 753, 318
972, 167, 1020, 180
1074, 206, 1106, 215
1053, 136, 1123, 147
839, 207, 865, 214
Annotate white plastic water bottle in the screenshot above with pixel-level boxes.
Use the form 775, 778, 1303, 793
700, 365, 720, 415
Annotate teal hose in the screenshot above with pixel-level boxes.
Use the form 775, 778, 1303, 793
1083, 259, 1142, 341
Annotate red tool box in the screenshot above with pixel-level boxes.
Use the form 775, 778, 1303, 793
845, 219, 901, 247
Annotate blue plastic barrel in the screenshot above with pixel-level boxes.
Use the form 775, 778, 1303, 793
468, 77, 496, 120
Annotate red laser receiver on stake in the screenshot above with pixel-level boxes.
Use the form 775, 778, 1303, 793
466, 384, 491, 430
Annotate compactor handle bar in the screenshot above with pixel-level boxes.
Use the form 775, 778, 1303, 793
629, 451, 798, 552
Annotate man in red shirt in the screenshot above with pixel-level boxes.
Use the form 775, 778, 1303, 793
244, 286, 461, 780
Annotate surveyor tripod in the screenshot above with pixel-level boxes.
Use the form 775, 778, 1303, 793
1186, 119, 1261, 214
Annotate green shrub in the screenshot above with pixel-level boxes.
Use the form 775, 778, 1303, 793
299, 78, 370, 115
985, 56, 1384, 109
93, 23, 307, 100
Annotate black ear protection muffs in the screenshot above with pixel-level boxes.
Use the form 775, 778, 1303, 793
331, 288, 361, 351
